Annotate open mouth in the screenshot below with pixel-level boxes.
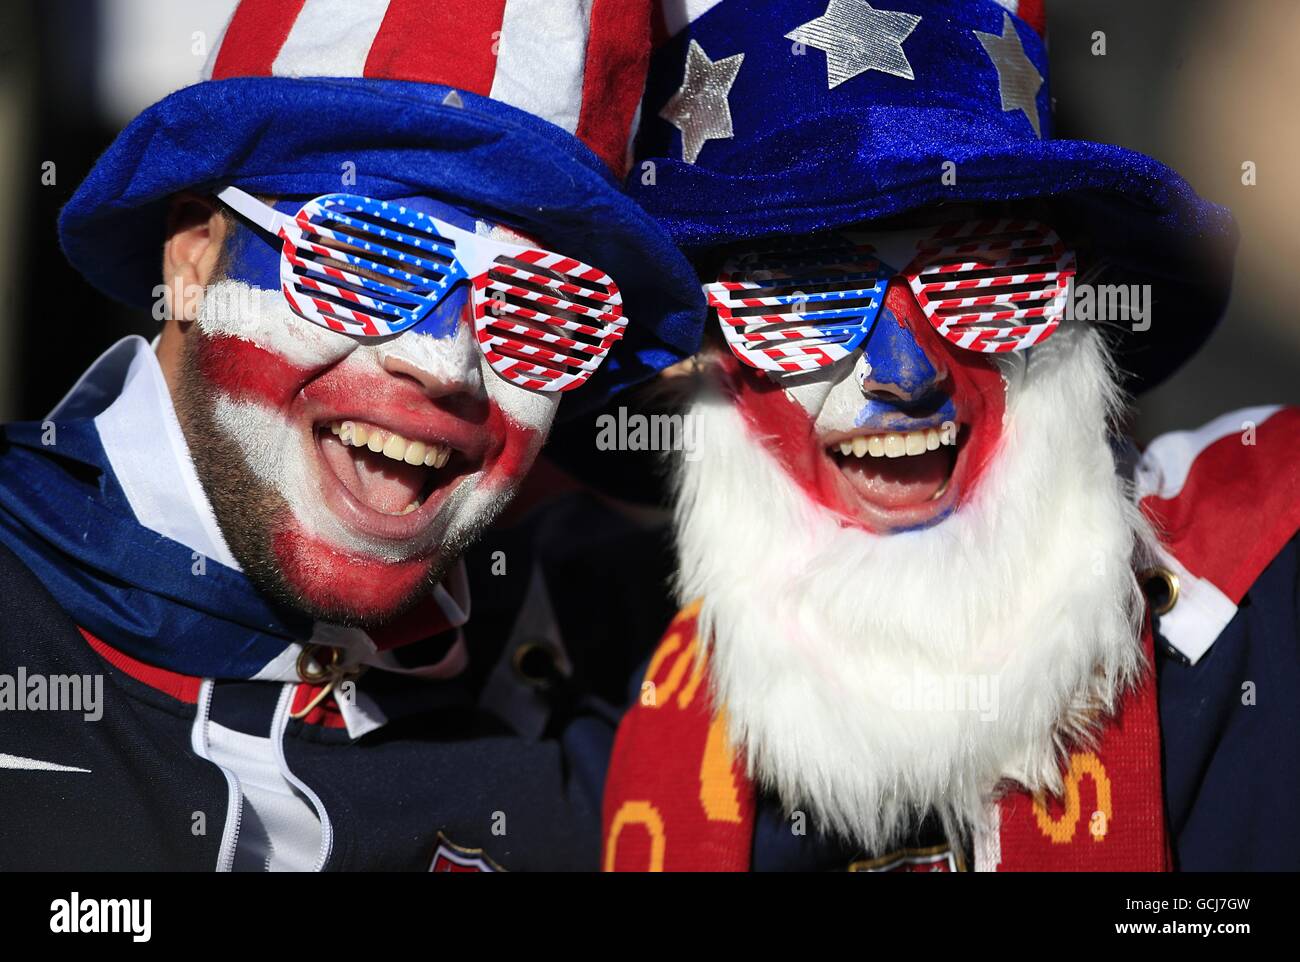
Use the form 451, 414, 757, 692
315, 417, 476, 539
825, 425, 961, 515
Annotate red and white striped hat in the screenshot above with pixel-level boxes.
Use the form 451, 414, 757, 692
204, 0, 650, 177
60, 0, 707, 410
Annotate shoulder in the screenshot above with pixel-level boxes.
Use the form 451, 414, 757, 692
1136, 405, 1300, 604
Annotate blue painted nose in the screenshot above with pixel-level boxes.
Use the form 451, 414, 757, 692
855, 304, 944, 402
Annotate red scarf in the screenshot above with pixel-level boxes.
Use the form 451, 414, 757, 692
602, 601, 1168, 871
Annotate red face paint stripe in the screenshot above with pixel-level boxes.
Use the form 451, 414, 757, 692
271, 525, 434, 621
210, 0, 308, 79
195, 333, 316, 409
364, 0, 509, 94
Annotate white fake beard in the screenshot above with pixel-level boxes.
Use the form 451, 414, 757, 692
673, 323, 1158, 852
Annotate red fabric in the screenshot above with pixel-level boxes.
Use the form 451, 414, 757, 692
1017, 0, 1047, 37
209, 0, 307, 79
575, 0, 653, 176
288, 682, 349, 728
994, 619, 1167, 870
364, 0, 509, 95
1140, 407, 1300, 603
602, 603, 755, 871
79, 627, 202, 705
602, 607, 1167, 872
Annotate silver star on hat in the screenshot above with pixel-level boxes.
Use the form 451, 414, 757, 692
974, 12, 1044, 138
660, 39, 745, 165
785, 0, 922, 89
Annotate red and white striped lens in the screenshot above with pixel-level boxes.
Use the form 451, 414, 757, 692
704, 236, 890, 373
906, 218, 1076, 353
471, 250, 626, 393
215, 187, 625, 394
706, 218, 1077, 372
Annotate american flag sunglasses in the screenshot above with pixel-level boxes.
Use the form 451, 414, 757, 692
704, 218, 1077, 373
215, 186, 626, 393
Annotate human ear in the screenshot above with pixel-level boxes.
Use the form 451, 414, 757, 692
161, 193, 228, 324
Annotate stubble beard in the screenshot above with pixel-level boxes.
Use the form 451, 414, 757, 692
171, 334, 458, 629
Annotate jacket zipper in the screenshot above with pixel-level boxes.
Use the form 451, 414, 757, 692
272, 682, 335, 872
190, 678, 243, 872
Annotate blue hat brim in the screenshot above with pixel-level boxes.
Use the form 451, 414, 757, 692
59, 76, 706, 414
630, 105, 1238, 392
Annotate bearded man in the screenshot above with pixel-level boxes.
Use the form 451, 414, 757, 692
0, 0, 702, 871
603, 0, 1300, 871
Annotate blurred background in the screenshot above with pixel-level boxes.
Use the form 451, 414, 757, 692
0, 0, 1295, 442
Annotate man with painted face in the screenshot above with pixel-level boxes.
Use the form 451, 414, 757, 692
603, 0, 1300, 871
0, 1, 702, 870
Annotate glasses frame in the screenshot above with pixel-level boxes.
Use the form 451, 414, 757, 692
705, 218, 1076, 373
215, 186, 626, 393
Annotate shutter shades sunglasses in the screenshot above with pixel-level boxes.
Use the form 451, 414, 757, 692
704, 218, 1077, 373
214, 186, 627, 393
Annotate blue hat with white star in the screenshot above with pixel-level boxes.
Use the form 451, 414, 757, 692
631, 0, 1238, 390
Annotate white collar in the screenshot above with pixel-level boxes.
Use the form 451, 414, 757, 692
49, 335, 242, 571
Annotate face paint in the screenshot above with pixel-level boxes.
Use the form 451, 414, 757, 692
174, 198, 561, 625
728, 280, 1008, 534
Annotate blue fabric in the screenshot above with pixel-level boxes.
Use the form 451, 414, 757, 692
0, 418, 310, 678
629, 0, 1238, 391
58, 76, 706, 414
1157, 533, 1300, 871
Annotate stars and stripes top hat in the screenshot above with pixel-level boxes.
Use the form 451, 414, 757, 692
59, 0, 706, 411
629, 0, 1238, 390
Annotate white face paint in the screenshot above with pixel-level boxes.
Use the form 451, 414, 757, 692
181, 275, 560, 620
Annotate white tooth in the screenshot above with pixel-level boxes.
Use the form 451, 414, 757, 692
338, 421, 354, 443
926, 428, 940, 451
839, 441, 853, 457
367, 431, 385, 453
404, 441, 427, 466
942, 430, 957, 447
905, 431, 926, 456
352, 425, 369, 448
382, 435, 408, 461
851, 436, 869, 458
330, 421, 341, 435
884, 433, 905, 458
424, 449, 438, 467
867, 436, 886, 458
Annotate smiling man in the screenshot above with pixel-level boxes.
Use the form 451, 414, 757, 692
603, 0, 1300, 872
0, 0, 702, 871
162, 187, 572, 625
